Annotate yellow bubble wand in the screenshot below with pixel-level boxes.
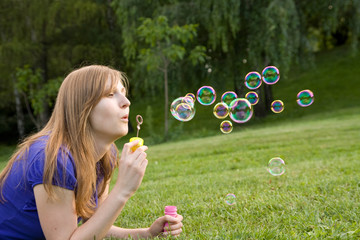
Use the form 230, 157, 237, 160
129, 115, 144, 152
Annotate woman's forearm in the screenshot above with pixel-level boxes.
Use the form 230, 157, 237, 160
107, 225, 151, 239
70, 191, 129, 240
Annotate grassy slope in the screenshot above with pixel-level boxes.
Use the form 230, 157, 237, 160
117, 106, 360, 239
112, 46, 360, 239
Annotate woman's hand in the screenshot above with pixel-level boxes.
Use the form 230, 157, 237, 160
148, 215, 184, 238
113, 140, 148, 200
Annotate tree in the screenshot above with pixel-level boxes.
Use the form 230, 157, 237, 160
136, 16, 206, 139
0, 0, 125, 139
15, 65, 62, 130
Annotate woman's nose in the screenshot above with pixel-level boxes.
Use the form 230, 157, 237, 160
119, 95, 131, 108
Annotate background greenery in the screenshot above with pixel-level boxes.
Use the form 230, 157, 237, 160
1, 0, 359, 142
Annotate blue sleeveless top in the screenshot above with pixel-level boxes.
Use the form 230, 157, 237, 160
0, 136, 103, 239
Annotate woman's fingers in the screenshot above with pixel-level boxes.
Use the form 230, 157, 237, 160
163, 228, 182, 237
123, 140, 140, 154
115, 143, 149, 198
163, 215, 183, 236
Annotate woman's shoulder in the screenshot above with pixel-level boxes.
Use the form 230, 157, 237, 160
26, 135, 77, 190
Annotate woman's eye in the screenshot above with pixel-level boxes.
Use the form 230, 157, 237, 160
108, 93, 114, 97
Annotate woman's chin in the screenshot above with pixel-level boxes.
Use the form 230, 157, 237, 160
115, 129, 128, 139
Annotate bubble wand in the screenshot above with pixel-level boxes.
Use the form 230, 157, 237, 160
129, 115, 144, 152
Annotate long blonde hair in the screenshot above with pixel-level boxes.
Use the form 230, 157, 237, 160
0, 65, 128, 219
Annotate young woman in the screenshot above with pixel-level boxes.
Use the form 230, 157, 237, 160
0, 65, 183, 239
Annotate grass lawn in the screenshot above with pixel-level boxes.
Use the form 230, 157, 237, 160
113, 106, 360, 239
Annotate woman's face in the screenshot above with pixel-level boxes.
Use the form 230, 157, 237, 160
89, 80, 130, 143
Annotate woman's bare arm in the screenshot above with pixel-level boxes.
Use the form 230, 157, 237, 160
34, 141, 148, 240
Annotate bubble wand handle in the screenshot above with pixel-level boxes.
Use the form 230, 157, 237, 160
129, 115, 144, 152
136, 115, 143, 137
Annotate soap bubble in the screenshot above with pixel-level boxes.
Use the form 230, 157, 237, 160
262, 66, 280, 85
220, 120, 233, 134
185, 93, 196, 103
271, 100, 284, 113
213, 102, 229, 119
297, 90, 314, 107
225, 193, 236, 205
244, 71, 262, 90
267, 157, 285, 176
221, 91, 237, 106
229, 98, 253, 123
197, 86, 216, 105
170, 97, 195, 121
245, 91, 259, 105
175, 103, 195, 121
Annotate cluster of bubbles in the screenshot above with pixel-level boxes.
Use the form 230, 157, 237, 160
170, 66, 312, 197
170, 66, 315, 135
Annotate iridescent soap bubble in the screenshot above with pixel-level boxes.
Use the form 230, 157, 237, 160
197, 86, 216, 105
175, 103, 195, 121
267, 157, 286, 176
229, 98, 253, 123
170, 97, 195, 121
221, 91, 237, 106
225, 193, 236, 205
271, 100, 284, 113
185, 93, 196, 103
245, 91, 259, 105
262, 66, 280, 85
220, 120, 233, 134
213, 102, 229, 119
297, 89, 314, 107
244, 71, 262, 90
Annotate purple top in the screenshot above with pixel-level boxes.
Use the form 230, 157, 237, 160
0, 136, 104, 239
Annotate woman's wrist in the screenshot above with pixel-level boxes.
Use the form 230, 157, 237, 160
144, 227, 152, 238
111, 185, 132, 202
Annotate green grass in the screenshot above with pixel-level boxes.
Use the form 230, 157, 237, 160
114, 106, 360, 239
111, 46, 360, 239
0, 145, 14, 170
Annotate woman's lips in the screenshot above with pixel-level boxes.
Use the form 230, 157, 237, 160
121, 115, 129, 122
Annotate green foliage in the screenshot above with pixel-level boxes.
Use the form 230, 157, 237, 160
1, 0, 360, 138
137, 15, 205, 71
189, 45, 207, 66
15, 65, 62, 116
135, 15, 207, 138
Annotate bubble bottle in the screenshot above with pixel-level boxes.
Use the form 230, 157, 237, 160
129, 115, 144, 152
163, 206, 177, 232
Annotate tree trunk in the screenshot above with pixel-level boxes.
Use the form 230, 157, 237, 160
253, 87, 267, 118
106, 0, 115, 31
263, 84, 273, 114
253, 58, 273, 118
39, 21, 49, 127
164, 66, 169, 140
13, 78, 25, 138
